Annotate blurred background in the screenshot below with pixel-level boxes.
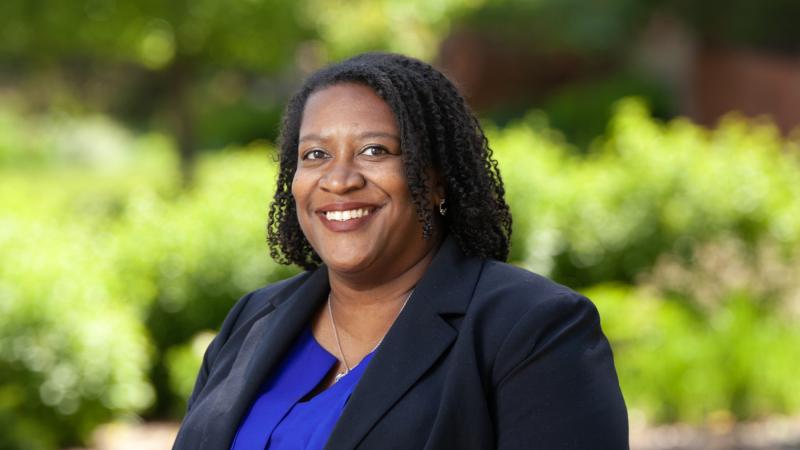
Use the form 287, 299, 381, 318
1, 0, 800, 449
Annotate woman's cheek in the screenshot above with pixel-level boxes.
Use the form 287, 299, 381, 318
291, 172, 313, 229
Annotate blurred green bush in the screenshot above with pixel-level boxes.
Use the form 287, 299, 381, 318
1, 99, 799, 448
493, 98, 800, 288
0, 106, 294, 448
588, 282, 800, 424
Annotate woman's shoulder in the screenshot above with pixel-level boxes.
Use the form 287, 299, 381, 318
465, 259, 604, 356
218, 270, 318, 336
467, 260, 616, 391
467, 263, 628, 447
472, 259, 591, 315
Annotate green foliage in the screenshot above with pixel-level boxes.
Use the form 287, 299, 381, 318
112, 147, 298, 415
0, 0, 310, 70
492, 98, 800, 288
165, 331, 215, 412
301, 0, 486, 60
540, 73, 675, 150
114, 148, 293, 348
0, 0, 487, 68
0, 109, 291, 446
588, 283, 800, 424
0, 176, 164, 447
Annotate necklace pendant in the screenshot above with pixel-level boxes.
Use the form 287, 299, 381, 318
334, 371, 347, 383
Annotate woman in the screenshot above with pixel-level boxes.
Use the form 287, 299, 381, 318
173, 52, 628, 450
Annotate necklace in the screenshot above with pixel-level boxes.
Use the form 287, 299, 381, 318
328, 289, 413, 383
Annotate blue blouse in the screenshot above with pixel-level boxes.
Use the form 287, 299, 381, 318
231, 327, 374, 450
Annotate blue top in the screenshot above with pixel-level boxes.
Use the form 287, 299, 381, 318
231, 327, 374, 450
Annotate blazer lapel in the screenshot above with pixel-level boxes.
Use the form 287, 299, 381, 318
325, 237, 484, 449
200, 268, 330, 449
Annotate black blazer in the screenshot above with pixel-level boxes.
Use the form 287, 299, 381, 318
173, 237, 629, 449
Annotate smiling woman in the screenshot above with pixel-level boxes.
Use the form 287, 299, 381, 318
173, 53, 628, 450
292, 83, 435, 278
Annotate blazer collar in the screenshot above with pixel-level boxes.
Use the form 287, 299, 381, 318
201, 268, 329, 448
325, 236, 484, 449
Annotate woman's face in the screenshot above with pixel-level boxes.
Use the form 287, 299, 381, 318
292, 83, 437, 278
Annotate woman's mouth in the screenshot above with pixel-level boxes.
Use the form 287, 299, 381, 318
317, 204, 380, 231
323, 207, 373, 222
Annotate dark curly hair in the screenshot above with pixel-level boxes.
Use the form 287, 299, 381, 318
267, 52, 511, 270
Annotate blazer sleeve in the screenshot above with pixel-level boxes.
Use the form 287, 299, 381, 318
184, 290, 255, 413
491, 292, 629, 450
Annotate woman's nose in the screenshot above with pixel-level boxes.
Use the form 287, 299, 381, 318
319, 160, 366, 194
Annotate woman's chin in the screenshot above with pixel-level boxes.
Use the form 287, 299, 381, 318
319, 250, 376, 276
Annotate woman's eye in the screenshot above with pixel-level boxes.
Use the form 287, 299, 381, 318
361, 145, 389, 157
303, 149, 328, 160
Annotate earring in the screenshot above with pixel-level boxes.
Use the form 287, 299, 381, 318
438, 198, 447, 216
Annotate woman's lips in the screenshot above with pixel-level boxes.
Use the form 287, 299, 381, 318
316, 203, 380, 232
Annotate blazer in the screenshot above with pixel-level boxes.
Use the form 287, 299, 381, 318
173, 237, 629, 449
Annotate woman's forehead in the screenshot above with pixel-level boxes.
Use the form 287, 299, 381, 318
299, 83, 399, 140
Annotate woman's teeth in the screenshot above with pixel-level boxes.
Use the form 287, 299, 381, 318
324, 208, 371, 222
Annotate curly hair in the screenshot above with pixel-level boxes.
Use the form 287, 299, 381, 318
267, 52, 512, 270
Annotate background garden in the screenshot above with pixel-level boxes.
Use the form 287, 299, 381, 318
2, 1, 800, 449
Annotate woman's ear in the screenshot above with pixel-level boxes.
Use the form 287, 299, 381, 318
427, 170, 446, 208
430, 172, 447, 218
435, 184, 446, 203
422, 170, 447, 240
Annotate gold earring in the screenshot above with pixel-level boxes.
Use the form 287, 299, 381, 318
438, 198, 447, 216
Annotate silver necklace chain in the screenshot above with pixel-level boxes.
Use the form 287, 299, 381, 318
327, 289, 413, 383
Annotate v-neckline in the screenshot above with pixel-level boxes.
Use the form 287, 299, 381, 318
299, 330, 376, 402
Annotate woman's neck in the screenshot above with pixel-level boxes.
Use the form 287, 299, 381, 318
311, 237, 439, 353
326, 236, 440, 309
